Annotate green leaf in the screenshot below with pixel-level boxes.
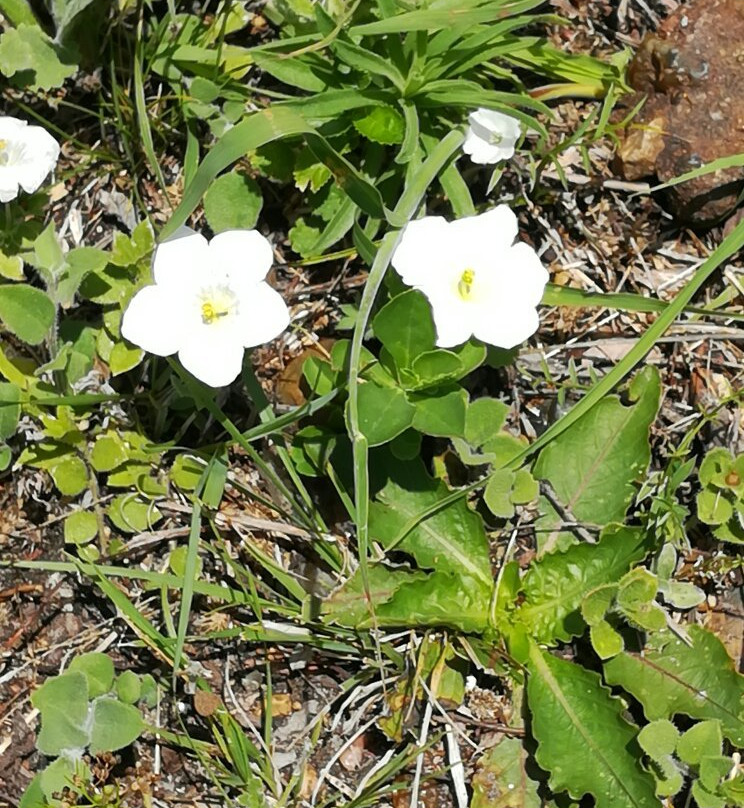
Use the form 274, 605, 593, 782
589, 620, 624, 659
0, 284, 55, 345
410, 385, 467, 438
637, 719, 679, 759
353, 105, 405, 145
64, 510, 98, 544
203, 171, 263, 232
472, 736, 543, 808
108, 494, 162, 533
91, 433, 128, 472
109, 341, 144, 375
322, 564, 428, 627
533, 366, 661, 525
604, 626, 744, 746
115, 670, 142, 704
374, 571, 489, 633
527, 643, 658, 808
88, 697, 144, 753
677, 721, 722, 766
39, 756, 89, 802
68, 652, 114, 698
369, 454, 492, 585
351, 381, 415, 447
0, 250, 24, 280
465, 397, 509, 448
170, 453, 207, 490
373, 290, 436, 372
0, 23, 76, 90
515, 525, 649, 644
484, 469, 516, 519
31, 671, 90, 755
0, 382, 20, 441
49, 455, 89, 496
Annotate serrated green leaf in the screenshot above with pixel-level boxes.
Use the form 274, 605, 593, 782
472, 736, 543, 808
353, 105, 405, 145
533, 366, 661, 525
516, 525, 649, 644
350, 381, 415, 447
64, 510, 98, 544
0, 24, 76, 90
203, 171, 263, 232
604, 626, 744, 745
374, 571, 489, 633
88, 697, 143, 753
31, 671, 90, 755
0, 284, 55, 345
527, 644, 657, 808
369, 454, 491, 585
69, 652, 114, 698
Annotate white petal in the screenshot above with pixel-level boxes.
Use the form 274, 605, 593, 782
391, 216, 458, 287
15, 125, 59, 194
449, 206, 519, 266
178, 332, 245, 387
0, 169, 20, 202
473, 306, 540, 349
505, 242, 550, 306
469, 108, 521, 140
235, 281, 290, 347
121, 285, 190, 356
152, 227, 210, 288
463, 139, 505, 165
422, 287, 473, 348
0, 117, 27, 139
210, 230, 274, 285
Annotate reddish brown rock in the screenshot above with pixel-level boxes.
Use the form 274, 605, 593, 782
615, 0, 744, 224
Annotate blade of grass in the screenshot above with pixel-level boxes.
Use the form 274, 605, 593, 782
346, 129, 465, 631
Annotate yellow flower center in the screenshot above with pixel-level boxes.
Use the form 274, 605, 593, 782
489, 132, 504, 145
201, 301, 229, 325
0, 140, 8, 166
457, 268, 476, 300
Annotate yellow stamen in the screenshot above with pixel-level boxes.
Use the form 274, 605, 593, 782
201, 302, 228, 324
458, 268, 475, 300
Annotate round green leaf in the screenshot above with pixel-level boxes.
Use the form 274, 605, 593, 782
108, 494, 161, 533
637, 719, 680, 759
0, 284, 55, 345
484, 468, 515, 519
50, 455, 89, 496
31, 670, 91, 755
64, 511, 98, 544
589, 619, 624, 660
115, 670, 142, 704
69, 652, 115, 698
109, 341, 144, 375
170, 453, 206, 490
91, 434, 128, 472
203, 171, 263, 233
89, 697, 144, 754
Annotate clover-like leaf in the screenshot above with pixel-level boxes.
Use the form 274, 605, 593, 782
0, 24, 76, 90
88, 697, 144, 754
31, 671, 91, 755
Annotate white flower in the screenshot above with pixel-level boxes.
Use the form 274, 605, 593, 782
391, 206, 548, 349
121, 227, 290, 388
0, 116, 60, 203
462, 108, 521, 165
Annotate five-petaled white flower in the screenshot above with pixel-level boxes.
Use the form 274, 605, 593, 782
391, 206, 548, 349
463, 108, 521, 165
121, 227, 290, 388
0, 116, 60, 203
